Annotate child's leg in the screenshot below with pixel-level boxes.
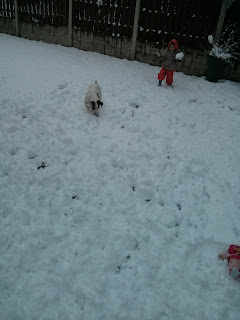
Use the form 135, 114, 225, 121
158, 67, 167, 81
166, 70, 174, 85
229, 269, 240, 278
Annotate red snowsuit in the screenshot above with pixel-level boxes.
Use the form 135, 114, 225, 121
222, 245, 240, 277
158, 39, 179, 85
158, 68, 174, 86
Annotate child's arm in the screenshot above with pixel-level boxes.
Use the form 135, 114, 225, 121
155, 50, 167, 62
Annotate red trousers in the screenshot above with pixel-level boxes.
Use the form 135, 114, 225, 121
158, 67, 174, 85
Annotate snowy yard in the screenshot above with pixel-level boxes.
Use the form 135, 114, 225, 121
0, 34, 240, 320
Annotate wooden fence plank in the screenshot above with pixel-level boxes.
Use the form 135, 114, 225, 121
85, 0, 90, 30
80, 0, 85, 30
93, 0, 99, 33
0, 1, 3, 17
104, 0, 110, 36
126, 0, 134, 38
10, 0, 15, 18
6, 0, 10, 17
53, 0, 57, 25
63, 0, 67, 25
114, 0, 121, 37
26, 0, 30, 23
32, 0, 36, 22
43, 0, 47, 24
120, 0, 126, 37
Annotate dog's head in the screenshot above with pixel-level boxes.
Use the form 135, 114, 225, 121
90, 100, 103, 115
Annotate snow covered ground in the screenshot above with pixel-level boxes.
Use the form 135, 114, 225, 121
0, 34, 240, 320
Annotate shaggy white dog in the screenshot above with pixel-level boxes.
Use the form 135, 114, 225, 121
84, 81, 103, 116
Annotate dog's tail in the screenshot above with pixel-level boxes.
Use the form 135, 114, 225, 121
95, 80, 98, 84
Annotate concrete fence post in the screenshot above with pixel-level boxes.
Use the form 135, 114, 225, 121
14, 0, 19, 37
130, 0, 141, 60
68, 0, 73, 47
215, 0, 229, 41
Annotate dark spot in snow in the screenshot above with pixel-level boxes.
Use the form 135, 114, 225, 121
132, 186, 135, 192
22, 115, 27, 119
145, 199, 151, 203
127, 255, 131, 260
177, 204, 181, 211
159, 201, 164, 206
64, 213, 68, 216
175, 222, 180, 227
167, 155, 170, 159
121, 125, 125, 129
134, 243, 140, 251
29, 156, 36, 160
58, 84, 66, 90
115, 266, 121, 274
229, 107, 233, 111
75, 252, 78, 256
72, 195, 78, 200
99, 203, 102, 205
37, 162, 46, 170
205, 192, 210, 199
10, 150, 17, 156
130, 102, 140, 109
189, 98, 198, 104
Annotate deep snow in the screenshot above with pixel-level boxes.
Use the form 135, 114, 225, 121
0, 34, 240, 320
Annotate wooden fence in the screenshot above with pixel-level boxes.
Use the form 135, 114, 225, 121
137, 0, 222, 47
0, 0, 225, 48
73, 0, 135, 38
17, 0, 68, 26
0, 0, 15, 18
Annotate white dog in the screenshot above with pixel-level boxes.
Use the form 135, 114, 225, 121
84, 81, 103, 116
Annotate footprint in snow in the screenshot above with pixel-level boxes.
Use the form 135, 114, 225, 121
188, 98, 198, 104
37, 162, 47, 170
130, 102, 141, 109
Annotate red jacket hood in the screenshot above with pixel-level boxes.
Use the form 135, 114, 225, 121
168, 39, 178, 50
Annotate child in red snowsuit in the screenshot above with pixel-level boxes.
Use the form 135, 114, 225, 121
157, 39, 184, 86
218, 244, 240, 278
